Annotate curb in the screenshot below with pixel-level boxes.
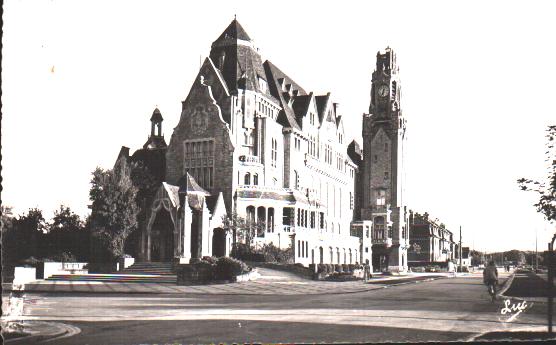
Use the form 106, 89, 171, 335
1, 275, 447, 297
2, 321, 81, 344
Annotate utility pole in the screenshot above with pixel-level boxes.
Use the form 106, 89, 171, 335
459, 226, 463, 273
536, 228, 538, 271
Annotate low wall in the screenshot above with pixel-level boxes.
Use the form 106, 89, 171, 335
408, 261, 449, 269
43, 262, 88, 279
13, 267, 36, 285
117, 257, 135, 271
177, 264, 214, 285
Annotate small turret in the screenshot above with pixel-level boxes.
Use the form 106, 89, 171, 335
144, 108, 167, 149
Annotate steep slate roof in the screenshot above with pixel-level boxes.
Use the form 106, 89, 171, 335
209, 20, 270, 96
291, 93, 313, 124
131, 146, 166, 183
214, 19, 251, 42
263, 60, 309, 130
315, 94, 330, 124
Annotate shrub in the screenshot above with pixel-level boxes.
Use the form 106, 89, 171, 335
342, 264, 350, 272
335, 265, 342, 273
348, 264, 356, 272
327, 264, 334, 273
317, 264, 327, 273
48, 252, 77, 262
231, 243, 252, 260
215, 257, 250, 280
201, 256, 218, 265
259, 243, 294, 263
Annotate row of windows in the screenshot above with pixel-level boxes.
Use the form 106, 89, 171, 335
184, 140, 214, 158
294, 137, 302, 151
246, 206, 275, 234
257, 97, 276, 119
189, 167, 213, 189
184, 139, 215, 189
297, 240, 309, 258
244, 172, 259, 186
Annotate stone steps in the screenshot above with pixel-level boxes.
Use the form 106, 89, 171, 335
46, 273, 176, 284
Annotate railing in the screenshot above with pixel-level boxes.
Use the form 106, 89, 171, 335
372, 237, 393, 247
236, 185, 292, 193
373, 205, 388, 212
239, 155, 262, 164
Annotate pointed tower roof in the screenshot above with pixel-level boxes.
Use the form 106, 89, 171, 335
150, 107, 163, 122
214, 19, 251, 43
178, 173, 210, 196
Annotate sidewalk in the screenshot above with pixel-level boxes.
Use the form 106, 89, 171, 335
501, 270, 556, 303
1, 270, 451, 296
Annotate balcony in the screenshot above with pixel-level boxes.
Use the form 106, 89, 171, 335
372, 237, 393, 247
239, 155, 262, 165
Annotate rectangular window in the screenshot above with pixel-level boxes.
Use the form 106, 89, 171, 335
184, 139, 215, 189
350, 192, 354, 210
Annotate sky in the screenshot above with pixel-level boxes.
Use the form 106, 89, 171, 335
2, 0, 555, 252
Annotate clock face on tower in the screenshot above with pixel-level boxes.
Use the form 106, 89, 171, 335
378, 84, 389, 98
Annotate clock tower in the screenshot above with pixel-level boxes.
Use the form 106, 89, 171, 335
361, 47, 409, 272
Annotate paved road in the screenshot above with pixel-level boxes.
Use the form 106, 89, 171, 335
2, 271, 548, 344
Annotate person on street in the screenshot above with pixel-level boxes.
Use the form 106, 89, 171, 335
483, 260, 499, 301
364, 259, 371, 281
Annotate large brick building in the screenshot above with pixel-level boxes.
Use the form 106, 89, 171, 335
115, 19, 367, 266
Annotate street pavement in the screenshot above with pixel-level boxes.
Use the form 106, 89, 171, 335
1, 269, 551, 344
1, 267, 448, 295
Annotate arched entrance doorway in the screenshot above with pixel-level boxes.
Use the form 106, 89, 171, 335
150, 208, 174, 262
319, 246, 324, 264
212, 228, 226, 257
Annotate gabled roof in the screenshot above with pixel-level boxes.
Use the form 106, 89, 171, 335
177, 173, 211, 196
291, 93, 313, 122
315, 94, 330, 124
162, 182, 180, 208
214, 19, 251, 43
264, 60, 309, 130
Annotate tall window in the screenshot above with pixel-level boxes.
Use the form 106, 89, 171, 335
376, 189, 386, 206
253, 174, 258, 185
244, 173, 251, 185
374, 216, 385, 239
184, 139, 214, 189
271, 138, 278, 168
294, 170, 299, 189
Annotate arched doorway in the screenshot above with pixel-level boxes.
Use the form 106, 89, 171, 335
212, 228, 226, 257
151, 208, 174, 262
319, 246, 324, 264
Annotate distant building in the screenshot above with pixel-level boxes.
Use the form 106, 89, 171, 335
455, 246, 471, 267
407, 212, 456, 267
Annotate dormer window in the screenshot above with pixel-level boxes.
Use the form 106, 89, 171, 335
258, 77, 267, 93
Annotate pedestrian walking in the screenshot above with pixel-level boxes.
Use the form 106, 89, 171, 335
364, 259, 371, 281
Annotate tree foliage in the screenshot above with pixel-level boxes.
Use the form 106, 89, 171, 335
45, 205, 90, 261
518, 125, 556, 223
221, 211, 266, 246
89, 167, 139, 261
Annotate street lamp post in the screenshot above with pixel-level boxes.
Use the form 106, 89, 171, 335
548, 234, 556, 334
